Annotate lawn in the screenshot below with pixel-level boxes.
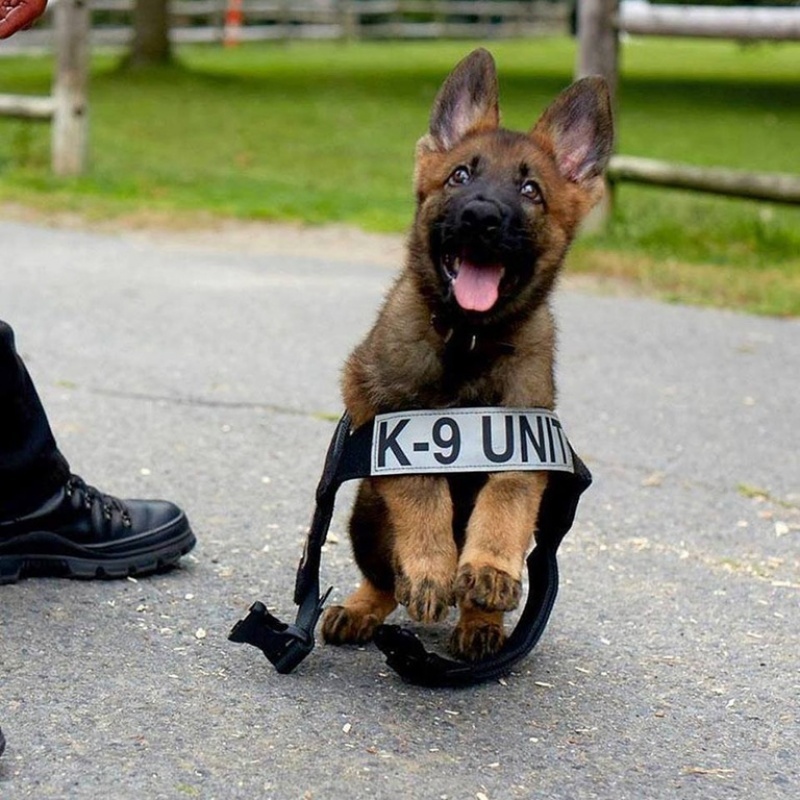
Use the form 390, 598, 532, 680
1, 37, 799, 315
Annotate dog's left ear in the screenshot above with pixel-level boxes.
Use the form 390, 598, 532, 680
532, 77, 614, 186
422, 48, 500, 153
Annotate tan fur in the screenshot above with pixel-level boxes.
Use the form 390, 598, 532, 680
322, 50, 612, 661
322, 579, 397, 644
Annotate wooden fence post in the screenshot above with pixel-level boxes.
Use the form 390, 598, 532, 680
576, 0, 619, 105
576, 0, 619, 228
339, 0, 358, 41
52, 0, 90, 176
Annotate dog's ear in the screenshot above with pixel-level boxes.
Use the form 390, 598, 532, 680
531, 77, 614, 186
421, 48, 500, 153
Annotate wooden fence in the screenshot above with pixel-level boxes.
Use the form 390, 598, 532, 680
0, 0, 89, 176
5, 1, 570, 47
325, 1, 569, 40
577, 1, 800, 208
1, 0, 570, 176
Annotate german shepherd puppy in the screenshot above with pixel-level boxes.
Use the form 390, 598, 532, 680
322, 49, 613, 661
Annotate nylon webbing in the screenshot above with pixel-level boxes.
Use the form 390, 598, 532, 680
229, 411, 591, 686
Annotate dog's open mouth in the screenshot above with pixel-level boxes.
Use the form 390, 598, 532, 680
442, 253, 505, 313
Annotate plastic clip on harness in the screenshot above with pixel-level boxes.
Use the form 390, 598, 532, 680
229, 410, 591, 687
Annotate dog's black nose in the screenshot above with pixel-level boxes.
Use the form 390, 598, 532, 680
459, 199, 507, 258
461, 198, 503, 236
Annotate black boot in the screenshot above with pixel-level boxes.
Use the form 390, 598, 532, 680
0, 475, 195, 584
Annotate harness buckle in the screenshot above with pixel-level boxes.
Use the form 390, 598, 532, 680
229, 591, 330, 674
374, 625, 474, 687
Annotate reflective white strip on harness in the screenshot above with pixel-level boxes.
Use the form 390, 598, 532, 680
370, 408, 574, 476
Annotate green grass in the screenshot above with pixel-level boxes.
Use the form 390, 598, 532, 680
1, 37, 799, 314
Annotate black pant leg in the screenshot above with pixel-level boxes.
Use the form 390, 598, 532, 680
0, 320, 70, 520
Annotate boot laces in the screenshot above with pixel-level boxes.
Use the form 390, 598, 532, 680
65, 475, 132, 527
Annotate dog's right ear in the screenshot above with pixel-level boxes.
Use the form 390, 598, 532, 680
420, 49, 500, 154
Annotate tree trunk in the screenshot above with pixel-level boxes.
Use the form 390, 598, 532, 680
129, 0, 171, 67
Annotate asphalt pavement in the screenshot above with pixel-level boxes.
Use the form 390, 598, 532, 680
0, 218, 798, 799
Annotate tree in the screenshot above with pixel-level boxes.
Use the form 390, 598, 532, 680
129, 0, 171, 67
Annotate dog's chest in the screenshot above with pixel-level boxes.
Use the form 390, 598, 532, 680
390, 342, 525, 410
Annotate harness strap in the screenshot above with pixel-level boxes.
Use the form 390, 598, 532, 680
229, 411, 591, 686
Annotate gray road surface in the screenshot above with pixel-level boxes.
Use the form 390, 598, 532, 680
0, 220, 798, 799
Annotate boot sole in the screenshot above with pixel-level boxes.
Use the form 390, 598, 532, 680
0, 525, 196, 585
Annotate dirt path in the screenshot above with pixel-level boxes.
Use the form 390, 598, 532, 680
2, 202, 404, 265
3, 201, 634, 299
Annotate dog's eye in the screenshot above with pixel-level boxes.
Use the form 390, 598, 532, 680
447, 166, 471, 187
520, 180, 543, 204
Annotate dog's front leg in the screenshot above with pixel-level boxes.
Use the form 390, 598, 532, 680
376, 474, 457, 623
451, 471, 548, 660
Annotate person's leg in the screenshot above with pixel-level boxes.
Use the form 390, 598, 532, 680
0, 320, 70, 519
0, 321, 195, 583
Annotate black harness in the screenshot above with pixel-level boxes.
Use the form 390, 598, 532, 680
229, 411, 591, 687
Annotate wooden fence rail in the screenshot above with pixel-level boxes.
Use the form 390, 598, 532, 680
608, 156, 800, 206
4, 0, 569, 47
0, 95, 56, 119
578, 1, 800, 209
618, 1, 800, 42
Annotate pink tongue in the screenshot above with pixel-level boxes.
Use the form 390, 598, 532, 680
452, 260, 504, 312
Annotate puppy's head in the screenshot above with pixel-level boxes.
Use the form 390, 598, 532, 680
410, 49, 614, 325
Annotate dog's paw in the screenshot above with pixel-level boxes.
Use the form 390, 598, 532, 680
321, 605, 381, 645
395, 574, 453, 623
454, 564, 521, 611
449, 619, 506, 661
